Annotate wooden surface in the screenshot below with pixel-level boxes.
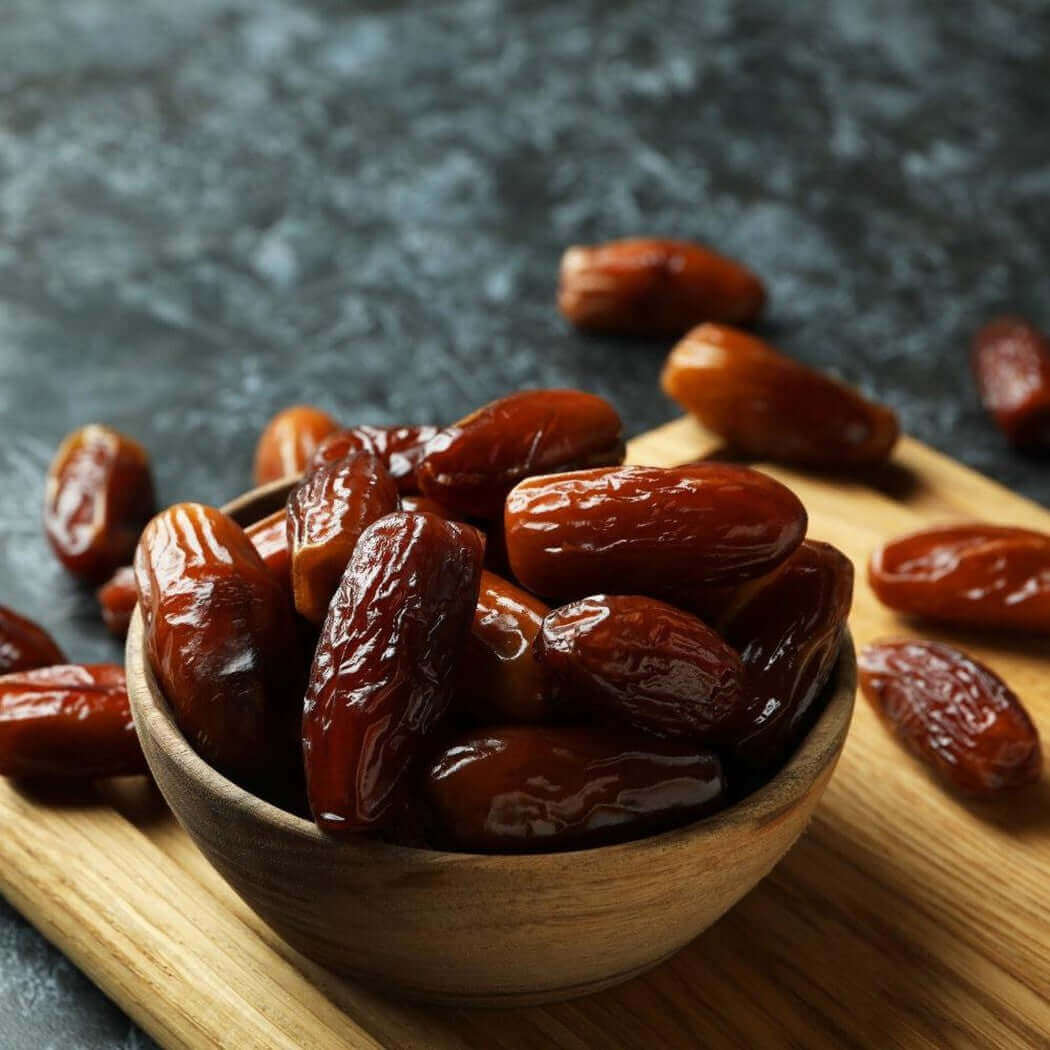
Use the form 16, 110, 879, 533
2, 416, 1050, 1048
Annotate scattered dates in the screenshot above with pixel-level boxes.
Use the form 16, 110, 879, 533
0, 605, 66, 675
96, 566, 138, 640
859, 641, 1042, 796
253, 404, 340, 485
309, 424, 442, 494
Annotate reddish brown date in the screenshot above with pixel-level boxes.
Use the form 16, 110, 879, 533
45, 424, 156, 581
417, 390, 625, 519
859, 641, 1042, 796
253, 405, 340, 484
244, 511, 292, 592
425, 727, 726, 852
96, 566, 138, 639
720, 540, 854, 770
558, 238, 765, 336
505, 464, 807, 601
309, 425, 442, 494
303, 512, 484, 834
0, 605, 66, 675
0, 664, 146, 779
972, 317, 1050, 451
134, 503, 301, 783
536, 595, 745, 742
869, 524, 1050, 634
287, 453, 400, 623
661, 324, 899, 467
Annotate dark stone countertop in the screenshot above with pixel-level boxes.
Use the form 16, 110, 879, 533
1, 1, 1047, 1046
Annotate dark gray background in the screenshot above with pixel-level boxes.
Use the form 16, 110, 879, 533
1, 0, 1048, 1046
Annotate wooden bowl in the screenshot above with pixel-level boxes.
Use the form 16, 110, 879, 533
126, 480, 857, 1008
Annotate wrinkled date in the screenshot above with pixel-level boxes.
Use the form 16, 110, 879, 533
536, 595, 745, 742
45, 424, 156, 581
303, 512, 484, 834
972, 317, 1050, 451
720, 540, 854, 770
505, 464, 807, 601
134, 503, 302, 783
859, 640, 1042, 796
0, 605, 66, 675
287, 452, 400, 623
417, 390, 625, 519
96, 566, 138, 639
0, 664, 146, 779
558, 238, 765, 336
869, 524, 1050, 634
309, 425, 442, 494
253, 404, 340, 485
425, 727, 726, 852
244, 510, 292, 592
661, 324, 900, 467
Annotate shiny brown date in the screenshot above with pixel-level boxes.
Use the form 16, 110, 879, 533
505, 464, 807, 601
287, 452, 400, 623
309, 424, 442, 494
0, 664, 146, 779
859, 640, 1042, 796
558, 238, 765, 336
303, 512, 484, 834
253, 404, 340, 484
0, 605, 66, 675
244, 511, 292, 592
536, 595, 745, 742
96, 566, 138, 639
661, 324, 899, 467
417, 390, 625, 518
869, 524, 1050, 634
134, 503, 301, 783
425, 727, 726, 852
972, 317, 1050, 451
45, 424, 156, 581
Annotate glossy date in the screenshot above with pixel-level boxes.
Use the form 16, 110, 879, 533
244, 510, 292, 592
309, 424, 441, 494
0, 605, 66, 675
96, 566, 138, 639
253, 404, 340, 484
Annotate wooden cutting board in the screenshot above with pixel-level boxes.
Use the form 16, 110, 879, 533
2, 416, 1049, 1050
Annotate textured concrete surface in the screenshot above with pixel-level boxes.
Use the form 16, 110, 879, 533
0, 0, 1048, 1045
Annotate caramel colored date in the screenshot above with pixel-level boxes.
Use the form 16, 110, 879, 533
661, 324, 899, 467
45, 424, 156, 581
869, 524, 1050, 634
859, 641, 1041, 796
425, 728, 726, 852
287, 453, 400, 623
0, 605, 66, 675
244, 511, 292, 592
96, 566, 138, 639
537, 595, 745, 742
303, 512, 484, 834
558, 238, 765, 336
417, 390, 625, 518
0, 664, 146, 779
253, 405, 339, 484
135, 503, 301, 782
309, 424, 441, 494
505, 464, 806, 601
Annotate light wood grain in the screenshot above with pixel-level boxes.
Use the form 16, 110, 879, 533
2, 416, 1049, 1048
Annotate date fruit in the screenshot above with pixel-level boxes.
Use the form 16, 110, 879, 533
0, 664, 146, 779
134, 503, 302, 782
558, 238, 765, 336
309, 425, 441, 494
972, 317, 1050, 451
505, 463, 807, 601
45, 424, 156, 581
303, 512, 484, 834
536, 595, 745, 742
244, 511, 292, 592
97, 566, 138, 639
661, 324, 900, 467
0, 605, 66, 674
869, 524, 1050, 634
425, 727, 726, 852
859, 640, 1042, 796
253, 405, 339, 484
417, 390, 625, 518
287, 452, 400, 623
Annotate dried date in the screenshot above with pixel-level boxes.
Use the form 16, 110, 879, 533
0, 605, 66, 674
96, 566, 138, 639
244, 510, 292, 592
309, 424, 441, 494
253, 405, 340, 484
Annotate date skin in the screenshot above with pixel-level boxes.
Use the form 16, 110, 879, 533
45, 424, 156, 581
720, 540, 854, 770
558, 238, 765, 336
134, 503, 302, 784
869, 524, 1050, 635
0, 605, 66, 675
505, 464, 807, 602
303, 512, 484, 834
244, 510, 292, 592
859, 641, 1042, 796
972, 317, 1050, 451
0, 664, 146, 779
287, 452, 400, 623
253, 405, 340, 484
96, 566, 138, 639
309, 425, 442, 494
417, 390, 625, 519
536, 595, 745, 742
662, 324, 900, 467
425, 727, 726, 852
